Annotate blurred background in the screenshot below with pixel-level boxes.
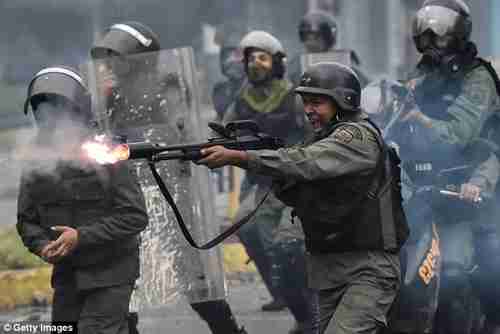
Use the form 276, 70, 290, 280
0, 0, 499, 323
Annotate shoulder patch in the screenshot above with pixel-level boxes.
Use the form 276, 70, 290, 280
333, 124, 363, 144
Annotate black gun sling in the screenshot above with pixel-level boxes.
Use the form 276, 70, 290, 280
148, 161, 275, 250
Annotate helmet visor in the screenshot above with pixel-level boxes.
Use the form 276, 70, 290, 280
412, 6, 463, 37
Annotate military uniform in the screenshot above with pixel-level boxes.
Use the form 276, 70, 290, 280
223, 77, 309, 313
469, 113, 500, 332
196, 62, 408, 333
16, 66, 148, 333
241, 110, 406, 334
387, 54, 500, 334
17, 161, 148, 333
223, 31, 310, 317
91, 22, 247, 334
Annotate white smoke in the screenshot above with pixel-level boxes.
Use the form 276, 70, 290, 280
9, 102, 97, 182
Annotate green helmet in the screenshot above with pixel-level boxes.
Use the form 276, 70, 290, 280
295, 62, 361, 112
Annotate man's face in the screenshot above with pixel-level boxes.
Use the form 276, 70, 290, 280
246, 49, 273, 83
303, 32, 328, 53
301, 94, 337, 130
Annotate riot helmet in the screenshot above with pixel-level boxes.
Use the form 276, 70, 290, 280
240, 30, 287, 81
24, 66, 92, 127
91, 21, 160, 59
412, 0, 472, 71
299, 10, 337, 52
295, 62, 361, 113
90, 22, 161, 87
90, 21, 162, 115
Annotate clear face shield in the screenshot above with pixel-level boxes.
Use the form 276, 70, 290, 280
412, 6, 467, 52
413, 6, 463, 38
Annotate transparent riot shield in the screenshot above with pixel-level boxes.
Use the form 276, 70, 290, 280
84, 47, 226, 309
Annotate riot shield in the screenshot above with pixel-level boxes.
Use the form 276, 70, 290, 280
84, 47, 226, 309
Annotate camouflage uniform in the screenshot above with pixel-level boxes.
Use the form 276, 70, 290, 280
241, 111, 404, 334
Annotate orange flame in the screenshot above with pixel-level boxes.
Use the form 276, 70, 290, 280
82, 135, 130, 164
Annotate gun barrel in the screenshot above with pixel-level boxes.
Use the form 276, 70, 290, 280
83, 131, 284, 165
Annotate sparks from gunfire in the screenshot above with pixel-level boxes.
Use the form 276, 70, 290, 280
82, 135, 130, 164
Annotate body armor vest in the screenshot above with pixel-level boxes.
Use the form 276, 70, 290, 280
27, 164, 140, 268
278, 120, 409, 254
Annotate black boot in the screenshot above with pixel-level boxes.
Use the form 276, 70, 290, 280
236, 326, 248, 334
127, 312, 139, 334
261, 298, 287, 312
191, 299, 244, 334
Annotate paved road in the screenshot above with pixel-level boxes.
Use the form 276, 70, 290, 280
0, 280, 295, 334
139, 280, 294, 334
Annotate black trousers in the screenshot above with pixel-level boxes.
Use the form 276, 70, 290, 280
52, 283, 134, 334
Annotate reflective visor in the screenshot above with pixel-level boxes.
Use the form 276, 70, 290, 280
412, 6, 463, 37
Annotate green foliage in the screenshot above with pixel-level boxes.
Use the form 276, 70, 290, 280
0, 226, 45, 270
0, 267, 53, 311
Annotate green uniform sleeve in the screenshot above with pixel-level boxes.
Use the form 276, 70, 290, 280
16, 174, 51, 256
424, 66, 498, 147
468, 153, 499, 195
77, 162, 149, 248
245, 123, 380, 181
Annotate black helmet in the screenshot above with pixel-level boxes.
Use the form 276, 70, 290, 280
91, 21, 161, 59
412, 0, 472, 53
240, 30, 287, 79
299, 10, 337, 50
295, 62, 361, 113
24, 66, 92, 122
